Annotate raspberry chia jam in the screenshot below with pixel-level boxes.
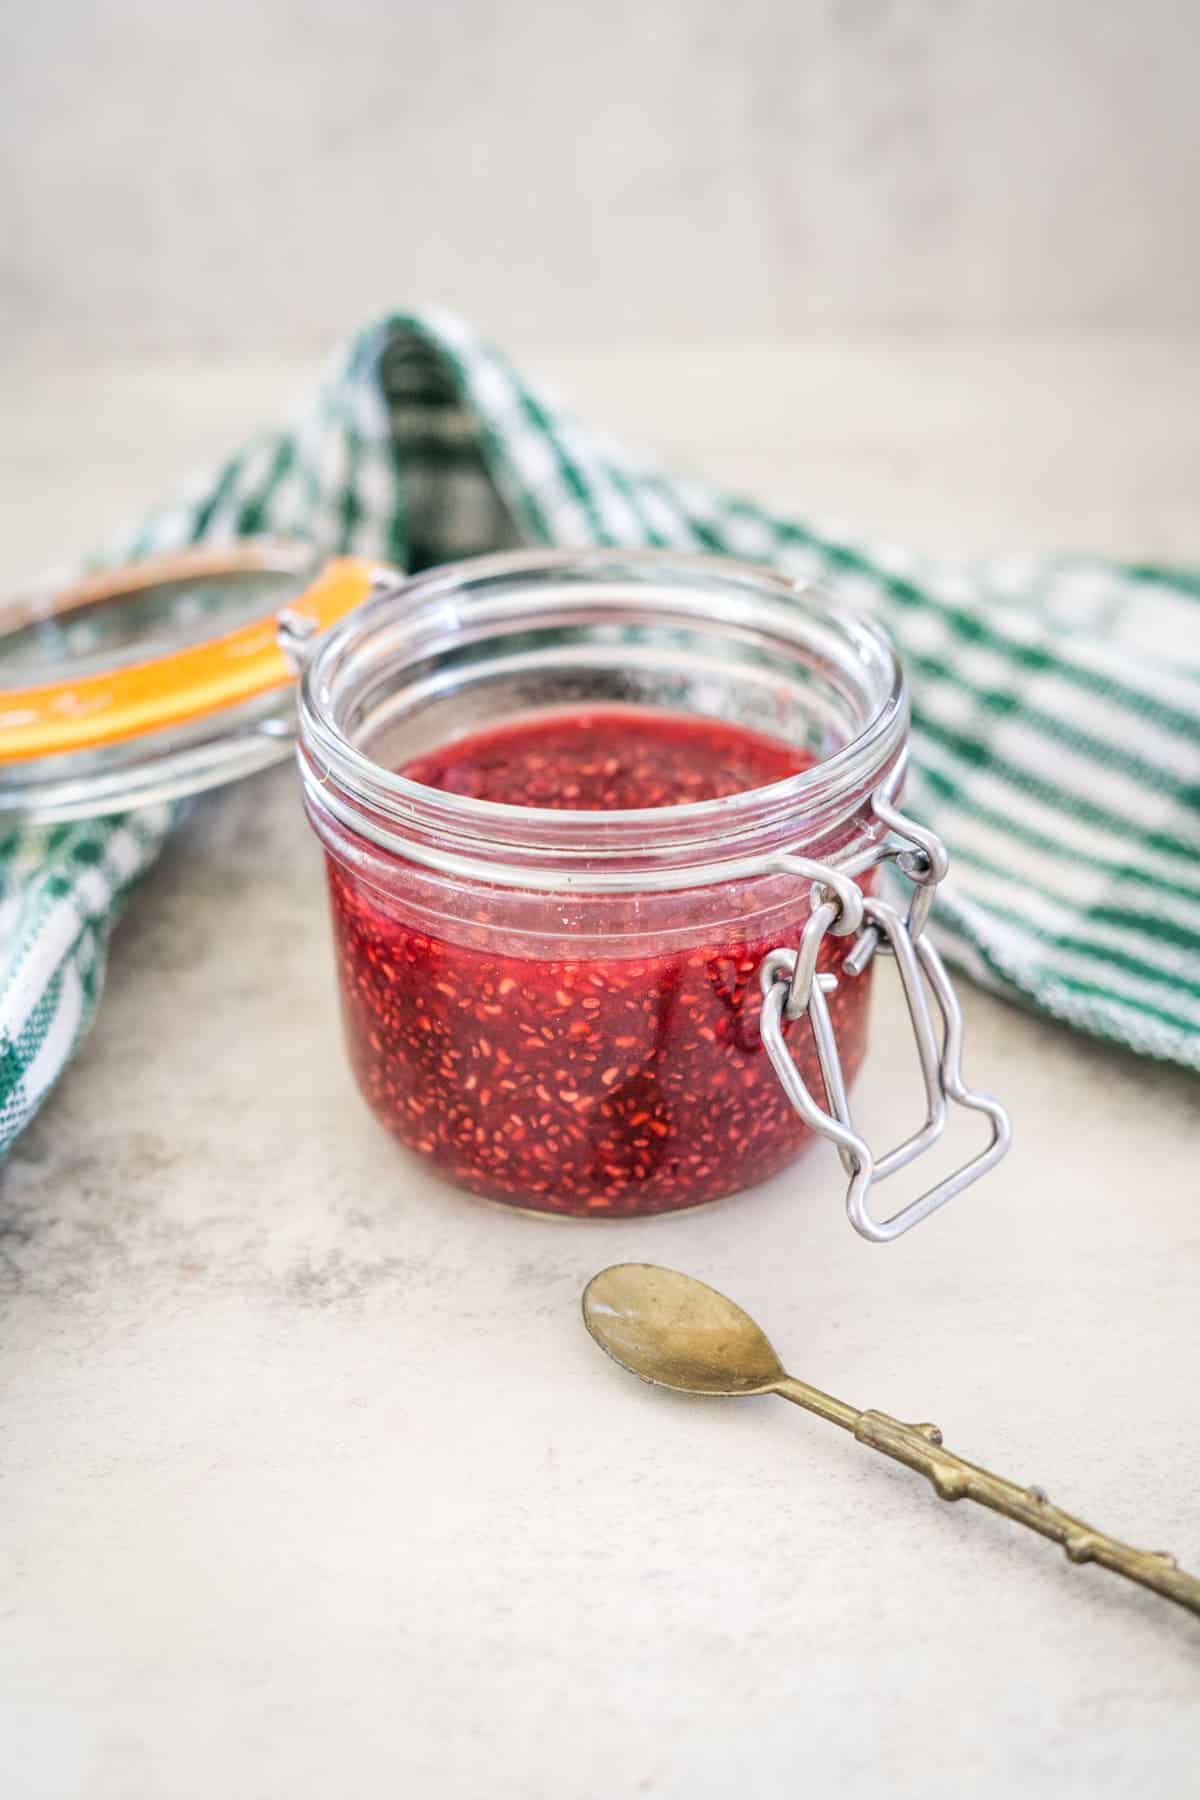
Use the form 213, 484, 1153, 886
328, 709, 872, 1214
299, 549, 912, 1220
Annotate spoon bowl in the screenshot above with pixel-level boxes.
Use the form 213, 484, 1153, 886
582, 1262, 785, 1396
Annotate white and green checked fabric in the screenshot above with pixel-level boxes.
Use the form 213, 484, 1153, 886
3, 309, 1199, 1156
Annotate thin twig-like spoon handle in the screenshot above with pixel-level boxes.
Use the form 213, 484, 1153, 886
773, 1377, 1200, 1618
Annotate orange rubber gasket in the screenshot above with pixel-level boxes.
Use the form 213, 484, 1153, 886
0, 555, 375, 763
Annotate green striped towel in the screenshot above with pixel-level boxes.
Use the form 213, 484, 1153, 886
2, 310, 1198, 1158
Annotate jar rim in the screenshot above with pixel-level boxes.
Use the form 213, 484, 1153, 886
297, 548, 908, 888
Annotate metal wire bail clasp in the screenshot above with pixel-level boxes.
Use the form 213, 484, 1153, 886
759, 803, 1011, 1243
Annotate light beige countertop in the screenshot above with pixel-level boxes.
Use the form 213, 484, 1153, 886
2, 338, 1198, 1799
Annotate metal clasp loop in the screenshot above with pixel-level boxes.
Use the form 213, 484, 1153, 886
758, 801, 1011, 1242
842, 795, 947, 978
773, 853, 865, 938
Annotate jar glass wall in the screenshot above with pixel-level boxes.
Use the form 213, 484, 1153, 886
298, 550, 907, 1217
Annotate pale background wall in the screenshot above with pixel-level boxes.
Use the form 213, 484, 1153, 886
3, 0, 1198, 354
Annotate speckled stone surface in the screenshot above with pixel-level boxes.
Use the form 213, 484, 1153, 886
2, 345, 1199, 1799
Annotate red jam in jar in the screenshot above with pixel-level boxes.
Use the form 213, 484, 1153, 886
326, 707, 872, 1216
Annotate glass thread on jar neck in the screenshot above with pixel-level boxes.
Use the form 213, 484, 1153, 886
298, 548, 907, 894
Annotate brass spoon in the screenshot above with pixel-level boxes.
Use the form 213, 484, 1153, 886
582, 1263, 1200, 1619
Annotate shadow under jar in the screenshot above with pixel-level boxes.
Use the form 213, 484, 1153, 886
298, 549, 907, 1218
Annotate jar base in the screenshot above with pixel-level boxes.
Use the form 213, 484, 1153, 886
457, 1183, 734, 1223
368, 1104, 821, 1221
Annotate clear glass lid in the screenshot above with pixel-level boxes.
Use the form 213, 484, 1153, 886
0, 543, 375, 822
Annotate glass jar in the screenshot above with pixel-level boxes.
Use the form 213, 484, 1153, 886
297, 549, 932, 1221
